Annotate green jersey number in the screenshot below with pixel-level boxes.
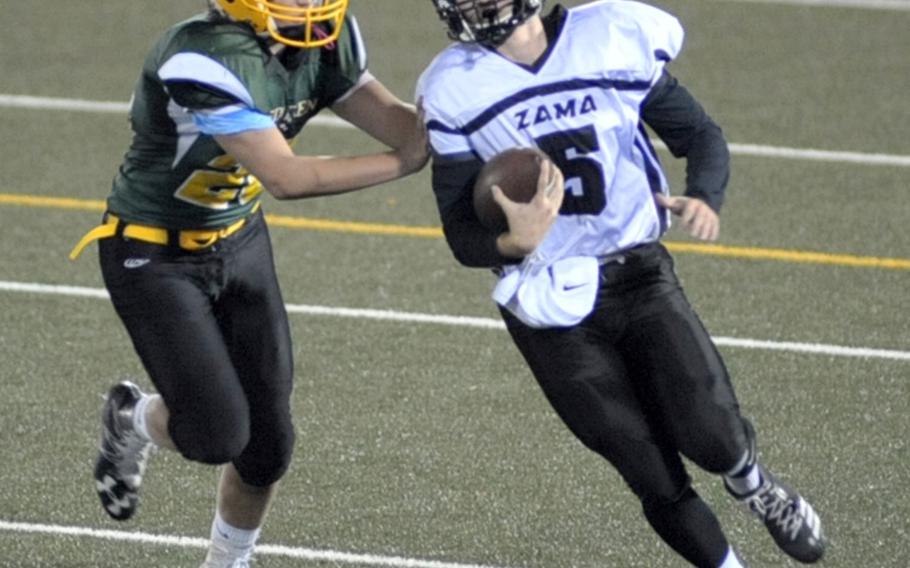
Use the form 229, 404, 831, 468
174, 155, 263, 210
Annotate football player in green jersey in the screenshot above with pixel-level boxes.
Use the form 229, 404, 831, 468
71, 1, 428, 565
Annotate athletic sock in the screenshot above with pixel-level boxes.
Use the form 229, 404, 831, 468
208, 513, 260, 561
718, 546, 746, 568
131, 394, 154, 443
723, 451, 762, 497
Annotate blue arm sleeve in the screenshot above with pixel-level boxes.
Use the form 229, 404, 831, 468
192, 107, 275, 136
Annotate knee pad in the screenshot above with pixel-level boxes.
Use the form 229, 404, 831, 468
170, 415, 251, 465
641, 482, 696, 512
233, 418, 296, 487
686, 414, 757, 474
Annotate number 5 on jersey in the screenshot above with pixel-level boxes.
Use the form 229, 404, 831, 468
536, 125, 606, 216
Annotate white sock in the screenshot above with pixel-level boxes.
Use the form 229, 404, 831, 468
723, 449, 762, 496
724, 462, 762, 496
718, 546, 746, 568
131, 394, 154, 442
209, 513, 260, 559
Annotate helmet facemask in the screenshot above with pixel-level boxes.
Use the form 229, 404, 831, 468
215, 0, 349, 48
431, 0, 543, 47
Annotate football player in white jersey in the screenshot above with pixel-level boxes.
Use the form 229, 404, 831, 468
418, 1, 825, 566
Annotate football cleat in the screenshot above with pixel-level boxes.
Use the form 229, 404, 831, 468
94, 381, 153, 521
729, 465, 825, 563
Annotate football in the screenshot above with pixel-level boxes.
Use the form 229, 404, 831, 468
473, 147, 549, 233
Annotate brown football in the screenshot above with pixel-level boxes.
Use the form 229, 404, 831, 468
472, 147, 548, 233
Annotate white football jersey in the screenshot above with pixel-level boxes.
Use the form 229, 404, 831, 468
416, 0, 684, 264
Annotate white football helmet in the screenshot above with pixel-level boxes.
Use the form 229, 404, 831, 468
430, 0, 543, 46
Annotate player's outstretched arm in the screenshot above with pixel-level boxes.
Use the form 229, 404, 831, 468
494, 159, 565, 257
332, 80, 429, 158
214, 120, 427, 200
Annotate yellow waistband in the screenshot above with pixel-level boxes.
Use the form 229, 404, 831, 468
68, 203, 260, 260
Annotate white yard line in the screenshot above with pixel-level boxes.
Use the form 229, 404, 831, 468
713, 0, 910, 11
0, 93, 347, 127
0, 520, 514, 568
2, 280, 908, 361
2, 93, 910, 168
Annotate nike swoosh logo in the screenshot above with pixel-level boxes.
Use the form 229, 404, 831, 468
123, 258, 150, 269
562, 283, 587, 292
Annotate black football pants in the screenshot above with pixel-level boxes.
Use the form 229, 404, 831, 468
502, 242, 751, 567
98, 210, 295, 487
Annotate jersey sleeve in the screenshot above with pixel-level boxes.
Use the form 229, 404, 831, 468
191, 106, 275, 135
643, 71, 730, 212
603, 0, 685, 85
416, 56, 517, 268
158, 51, 258, 110
157, 51, 275, 135
424, 112, 474, 159
415, 58, 475, 159
628, 1, 684, 65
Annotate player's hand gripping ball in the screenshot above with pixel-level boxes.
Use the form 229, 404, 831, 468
473, 147, 550, 233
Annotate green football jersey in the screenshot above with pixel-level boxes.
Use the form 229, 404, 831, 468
108, 11, 368, 229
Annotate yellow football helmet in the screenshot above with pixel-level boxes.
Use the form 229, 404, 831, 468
215, 0, 349, 48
